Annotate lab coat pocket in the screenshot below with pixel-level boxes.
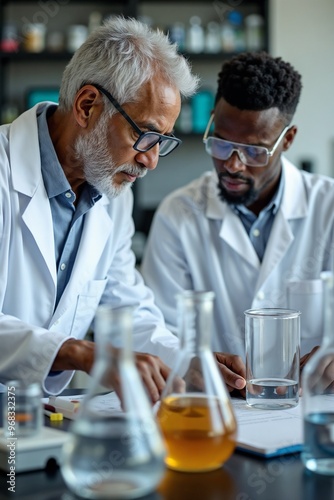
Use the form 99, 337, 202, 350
70, 278, 108, 338
286, 279, 323, 339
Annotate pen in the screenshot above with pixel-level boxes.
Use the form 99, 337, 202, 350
48, 396, 81, 412
46, 397, 81, 420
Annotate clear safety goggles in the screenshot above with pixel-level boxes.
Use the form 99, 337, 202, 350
203, 113, 290, 167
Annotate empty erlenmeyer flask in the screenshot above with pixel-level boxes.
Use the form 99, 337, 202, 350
61, 305, 166, 499
156, 291, 237, 472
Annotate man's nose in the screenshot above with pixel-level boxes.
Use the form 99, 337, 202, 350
135, 144, 160, 171
223, 149, 247, 173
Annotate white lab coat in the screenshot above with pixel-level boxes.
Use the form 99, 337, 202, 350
142, 159, 334, 358
0, 103, 179, 394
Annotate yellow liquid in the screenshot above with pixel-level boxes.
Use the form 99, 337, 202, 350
156, 394, 237, 472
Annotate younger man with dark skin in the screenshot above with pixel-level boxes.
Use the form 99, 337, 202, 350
142, 52, 334, 391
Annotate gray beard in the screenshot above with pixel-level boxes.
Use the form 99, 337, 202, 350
74, 114, 147, 198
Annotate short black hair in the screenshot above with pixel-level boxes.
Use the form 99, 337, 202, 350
216, 52, 302, 123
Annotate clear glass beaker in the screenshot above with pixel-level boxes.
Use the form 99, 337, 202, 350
302, 271, 334, 475
3, 380, 42, 437
245, 308, 300, 410
156, 291, 237, 473
61, 306, 166, 499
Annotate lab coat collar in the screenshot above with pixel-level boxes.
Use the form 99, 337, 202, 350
204, 169, 260, 267
10, 103, 50, 196
280, 156, 308, 219
9, 104, 57, 283
204, 158, 308, 271
253, 158, 307, 291
205, 169, 229, 219
205, 157, 307, 221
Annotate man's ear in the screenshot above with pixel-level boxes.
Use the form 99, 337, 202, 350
73, 85, 102, 128
282, 125, 297, 152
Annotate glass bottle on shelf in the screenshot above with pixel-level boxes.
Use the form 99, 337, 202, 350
301, 271, 334, 475
168, 22, 186, 52
220, 13, 236, 53
186, 16, 205, 54
245, 14, 265, 51
61, 306, 166, 499
205, 21, 221, 54
228, 11, 246, 52
156, 291, 237, 473
191, 89, 214, 134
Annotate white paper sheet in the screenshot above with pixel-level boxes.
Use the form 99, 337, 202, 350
42, 392, 334, 458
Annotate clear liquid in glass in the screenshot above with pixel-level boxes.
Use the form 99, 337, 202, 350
62, 416, 165, 499
302, 412, 334, 475
246, 377, 299, 409
302, 272, 334, 476
61, 306, 167, 498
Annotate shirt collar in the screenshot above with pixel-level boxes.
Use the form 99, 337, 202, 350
37, 103, 101, 202
38, 104, 71, 198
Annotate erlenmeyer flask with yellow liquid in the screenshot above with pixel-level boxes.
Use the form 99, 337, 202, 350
156, 291, 237, 472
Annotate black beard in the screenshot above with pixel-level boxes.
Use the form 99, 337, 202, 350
217, 173, 258, 206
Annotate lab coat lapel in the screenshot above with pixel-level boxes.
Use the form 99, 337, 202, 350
220, 210, 260, 269
54, 198, 113, 320
21, 184, 57, 284
255, 159, 308, 292
206, 173, 260, 269
10, 104, 57, 286
255, 210, 294, 292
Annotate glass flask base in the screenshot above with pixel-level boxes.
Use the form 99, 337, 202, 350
61, 417, 165, 499
302, 457, 334, 476
302, 412, 334, 476
246, 378, 298, 410
165, 461, 223, 473
63, 472, 162, 499
157, 394, 236, 473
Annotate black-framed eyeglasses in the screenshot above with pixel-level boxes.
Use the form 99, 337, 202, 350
203, 113, 291, 167
92, 83, 181, 157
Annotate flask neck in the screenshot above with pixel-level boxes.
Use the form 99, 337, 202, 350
178, 291, 214, 354
91, 306, 134, 392
95, 306, 133, 358
321, 271, 334, 348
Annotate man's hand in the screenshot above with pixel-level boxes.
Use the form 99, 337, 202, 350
214, 352, 246, 396
51, 338, 95, 373
300, 346, 334, 394
299, 346, 319, 395
133, 353, 170, 403
300, 346, 319, 373
52, 339, 170, 403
